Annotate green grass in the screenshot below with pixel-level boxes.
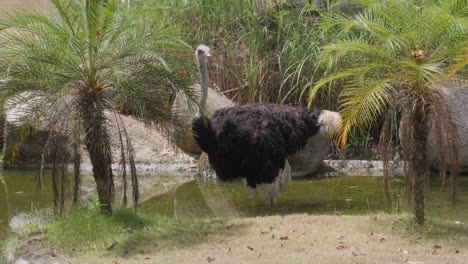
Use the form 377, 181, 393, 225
0, 235, 18, 264
383, 212, 468, 246
46, 205, 233, 254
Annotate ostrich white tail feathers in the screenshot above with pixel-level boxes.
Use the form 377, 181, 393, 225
318, 110, 342, 138
242, 160, 291, 207
278, 159, 291, 193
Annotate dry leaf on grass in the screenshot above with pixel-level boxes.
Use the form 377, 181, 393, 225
432, 244, 442, 255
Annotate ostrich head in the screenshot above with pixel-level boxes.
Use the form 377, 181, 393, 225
196, 44, 211, 60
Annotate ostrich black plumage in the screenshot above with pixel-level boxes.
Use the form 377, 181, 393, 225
192, 45, 342, 206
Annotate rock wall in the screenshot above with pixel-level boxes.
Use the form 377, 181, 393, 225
427, 80, 468, 173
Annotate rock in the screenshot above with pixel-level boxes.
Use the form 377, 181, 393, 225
82, 111, 193, 166
427, 80, 468, 173
2, 91, 70, 165
1, 89, 193, 168
9, 210, 50, 235
319, 160, 404, 177
171, 84, 234, 157
14, 258, 30, 264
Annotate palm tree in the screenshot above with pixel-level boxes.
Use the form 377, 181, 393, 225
0, 0, 196, 214
309, 0, 468, 225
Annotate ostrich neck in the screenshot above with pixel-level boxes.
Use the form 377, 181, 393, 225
198, 58, 209, 110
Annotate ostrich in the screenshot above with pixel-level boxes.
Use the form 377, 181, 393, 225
192, 45, 342, 206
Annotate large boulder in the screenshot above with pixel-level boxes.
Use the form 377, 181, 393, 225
2, 90, 192, 168
171, 84, 234, 157
1, 91, 70, 165
427, 80, 468, 173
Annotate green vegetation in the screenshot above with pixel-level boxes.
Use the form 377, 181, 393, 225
308, 0, 468, 225
0, 235, 18, 264
0, 0, 466, 227
46, 205, 229, 252
165, 0, 340, 105
0, 0, 198, 214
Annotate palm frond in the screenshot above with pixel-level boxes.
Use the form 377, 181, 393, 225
338, 78, 395, 145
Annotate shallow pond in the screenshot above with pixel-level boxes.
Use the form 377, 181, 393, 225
1, 169, 468, 240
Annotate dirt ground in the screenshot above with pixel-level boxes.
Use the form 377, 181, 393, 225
0, 0, 51, 16
15, 213, 468, 264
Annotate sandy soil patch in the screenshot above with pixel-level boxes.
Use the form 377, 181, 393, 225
18, 214, 467, 264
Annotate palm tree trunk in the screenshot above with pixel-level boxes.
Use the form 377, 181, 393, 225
412, 129, 427, 226
87, 143, 114, 214
411, 106, 429, 226
401, 97, 429, 226
80, 93, 114, 214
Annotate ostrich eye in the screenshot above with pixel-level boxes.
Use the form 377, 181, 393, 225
198, 49, 211, 57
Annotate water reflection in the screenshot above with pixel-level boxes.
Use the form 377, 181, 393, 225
1, 169, 467, 240
0, 170, 53, 238
140, 177, 406, 218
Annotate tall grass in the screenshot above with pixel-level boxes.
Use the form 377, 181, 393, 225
157, 0, 344, 107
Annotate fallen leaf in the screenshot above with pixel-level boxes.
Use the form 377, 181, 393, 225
396, 248, 409, 254
432, 244, 442, 255
336, 245, 348, 250
114, 261, 120, 264
247, 246, 254, 251
106, 242, 118, 250
207, 256, 215, 263
424, 228, 432, 234
178, 220, 184, 225
280, 236, 289, 240
144, 257, 151, 260
260, 230, 268, 234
